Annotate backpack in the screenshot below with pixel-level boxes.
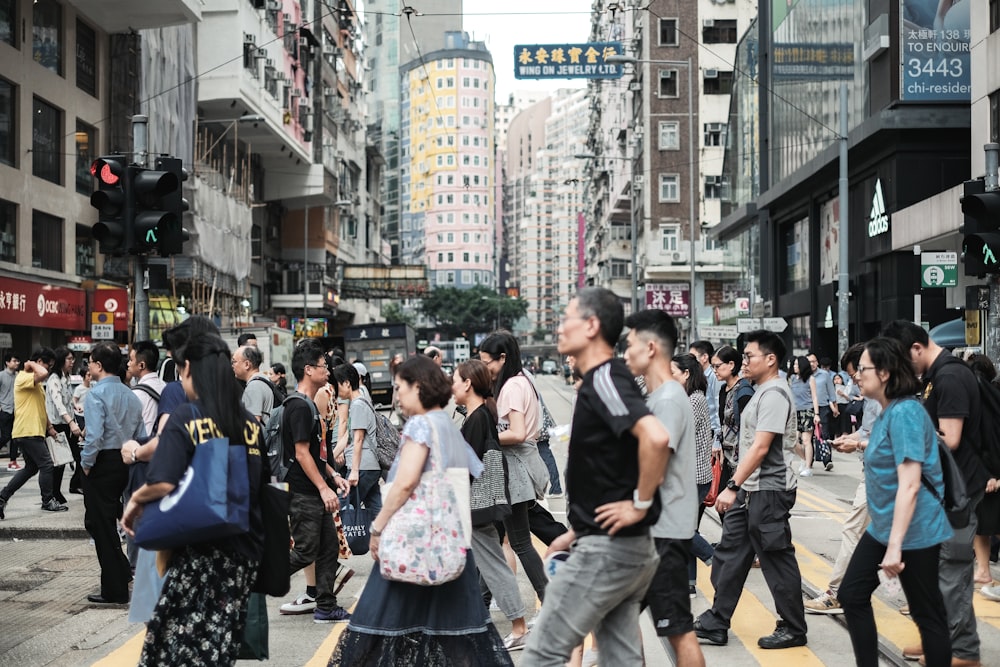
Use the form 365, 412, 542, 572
248, 375, 284, 419
361, 397, 401, 476
263, 394, 320, 482
131, 384, 162, 436
974, 374, 1000, 477
923, 436, 971, 529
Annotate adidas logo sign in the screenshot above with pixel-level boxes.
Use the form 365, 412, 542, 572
867, 178, 889, 238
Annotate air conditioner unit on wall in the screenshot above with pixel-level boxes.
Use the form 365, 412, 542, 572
705, 69, 719, 78
671, 251, 683, 262
703, 19, 715, 27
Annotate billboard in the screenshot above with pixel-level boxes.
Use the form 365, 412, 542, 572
645, 283, 690, 317
513, 42, 624, 80
900, 0, 970, 101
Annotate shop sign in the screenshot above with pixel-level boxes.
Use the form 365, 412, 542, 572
514, 42, 624, 80
900, 0, 970, 102
0, 277, 86, 330
645, 283, 689, 317
95, 287, 129, 331
867, 179, 889, 238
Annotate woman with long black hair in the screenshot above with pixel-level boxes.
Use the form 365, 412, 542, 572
122, 332, 265, 667
789, 355, 820, 477
46, 346, 81, 501
478, 332, 550, 606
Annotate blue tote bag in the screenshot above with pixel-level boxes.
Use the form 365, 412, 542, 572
134, 436, 250, 550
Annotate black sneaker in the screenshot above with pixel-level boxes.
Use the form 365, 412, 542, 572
0, 497, 6, 520
758, 622, 806, 649
693, 618, 728, 646
41, 499, 68, 512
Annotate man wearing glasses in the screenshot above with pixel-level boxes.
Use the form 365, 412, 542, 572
695, 330, 807, 650
283, 340, 352, 624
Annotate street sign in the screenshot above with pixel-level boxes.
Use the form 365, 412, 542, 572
762, 317, 789, 333
751, 301, 765, 318
0, 332, 11, 348
737, 317, 762, 333
735, 298, 750, 315
920, 251, 958, 288
700, 325, 738, 341
91, 323, 114, 340
91, 311, 113, 325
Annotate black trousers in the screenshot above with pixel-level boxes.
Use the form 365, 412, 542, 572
84, 449, 131, 601
50, 424, 82, 498
839, 532, 950, 667
1, 436, 54, 503
288, 492, 341, 612
699, 488, 807, 637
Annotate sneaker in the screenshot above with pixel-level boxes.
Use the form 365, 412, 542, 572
280, 593, 317, 615
689, 584, 697, 599
757, 622, 806, 649
313, 606, 351, 624
804, 592, 843, 615
901, 643, 922, 660
7, 461, 20, 471
0, 497, 5, 520
825, 461, 834, 471
899, 604, 911, 616
980, 585, 1000, 602
41, 499, 68, 512
799, 467, 814, 477
547, 492, 564, 499
503, 631, 529, 651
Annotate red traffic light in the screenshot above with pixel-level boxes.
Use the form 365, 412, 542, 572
90, 157, 123, 186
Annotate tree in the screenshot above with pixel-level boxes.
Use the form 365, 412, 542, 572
381, 302, 416, 327
419, 285, 527, 338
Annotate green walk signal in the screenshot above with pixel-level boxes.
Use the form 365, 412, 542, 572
960, 179, 1000, 276
146, 229, 158, 244
983, 242, 997, 267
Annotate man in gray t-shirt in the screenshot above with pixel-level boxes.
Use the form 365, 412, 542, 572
624, 310, 705, 663
334, 363, 382, 514
696, 330, 807, 650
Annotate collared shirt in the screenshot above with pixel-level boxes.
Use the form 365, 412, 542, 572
704, 366, 721, 433
812, 368, 836, 407
0, 368, 15, 413
134, 372, 167, 435
81, 376, 146, 470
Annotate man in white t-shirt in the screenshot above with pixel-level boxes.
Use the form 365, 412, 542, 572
695, 329, 806, 650
624, 309, 704, 667
126, 341, 166, 436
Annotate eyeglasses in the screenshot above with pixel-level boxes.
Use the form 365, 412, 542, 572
710, 362, 728, 370
742, 352, 766, 361
855, 364, 875, 375
308, 362, 329, 370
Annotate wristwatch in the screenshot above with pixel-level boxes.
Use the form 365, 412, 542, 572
632, 489, 654, 510
726, 479, 741, 493
370, 526, 382, 537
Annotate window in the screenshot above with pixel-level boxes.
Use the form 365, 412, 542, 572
610, 224, 631, 241
445, 271, 455, 284
447, 233, 454, 242
462, 252, 469, 262
32, 0, 62, 75
658, 18, 678, 46
447, 252, 454, 262
437, 252, 443, 263
702, 19, 738, 44
704, 122, 727, 147
992, 0, 1000, 32
462, 135, 469, 146
462, 233, 469, 242
33, 97, 61, 184
0, 78, 13, 167
75, 120, 96, 195
703, 70, 734, 95
446, 77, 454, 87
783, 216, 810, 292
659, 121, 679, 150
658, 69, 678, 97
704, 175, 722, 199
659, 174, 680, 202
0, 0, 16, 47
0, 199, 14, 263
32, 210, 62, 271
610, 259, 631, 279
661, 226, 679, 251
75, 224, 94, 277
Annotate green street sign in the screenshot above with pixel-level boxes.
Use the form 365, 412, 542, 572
920, 251, 958, 288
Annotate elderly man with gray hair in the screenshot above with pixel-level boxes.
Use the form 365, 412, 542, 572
233, 345, 275, 423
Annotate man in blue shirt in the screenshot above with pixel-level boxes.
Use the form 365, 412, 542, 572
81, 341, 145, 604
808, 353, 836, 470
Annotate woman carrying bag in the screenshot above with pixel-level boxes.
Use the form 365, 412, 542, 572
330, 355, 512, 666
122, 333, 266, 667
711, 345, 754, 493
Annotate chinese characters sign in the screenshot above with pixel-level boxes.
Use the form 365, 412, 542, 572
0, 277, 86, 330
513, 42, 624, 80
900, 0, 970, 101
645, 283, 690, 317
772, 43, 853, 81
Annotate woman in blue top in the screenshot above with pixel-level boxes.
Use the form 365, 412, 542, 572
837, 337, 952, 667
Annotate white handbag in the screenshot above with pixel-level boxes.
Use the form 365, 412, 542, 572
46, 431, 73, 467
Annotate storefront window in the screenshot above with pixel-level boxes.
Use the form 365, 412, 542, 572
32, 0, 62, 75
76, 19, 96, 97
783, 216, 809, 293
0, 78, 12, 167
0, 199, 14, 263
0, 0, 15, 47
33, 97, 61, 184
75, 120, 95, 195
75, 224, 94, 277
32, 210, 62, 271
789, 314, 812, 358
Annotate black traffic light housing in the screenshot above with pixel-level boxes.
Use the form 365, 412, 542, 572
90, 155, 129, 255
130, 164, 179, 254
154, 156, 190, 256
960, 178, 1000, 275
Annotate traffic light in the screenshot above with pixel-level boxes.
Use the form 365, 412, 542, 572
154, 156, 190, 256
129, 163, 179, 254
960, 178, 1000, 275
90, 156, 129, 255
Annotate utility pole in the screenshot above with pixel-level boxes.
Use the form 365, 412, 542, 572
837, 84, 850, 362
132, 115, 149, 343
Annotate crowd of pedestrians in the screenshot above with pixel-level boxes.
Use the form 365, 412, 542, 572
3, 295, 1000, 667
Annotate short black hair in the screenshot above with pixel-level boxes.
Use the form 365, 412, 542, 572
2, 352, 18, 364
744, 329, 787, 365
967, 353, 997, 383
865, 337, 921, 399
714, 345, 742, 374
28, 347, 55, 364
91, 341, 123, 375
331, 362, 360, 391
162, 315, 219, 357
689, 340, 715, 359
882, 319, 929, 349
132, 340, 160, 372
396, 354, 453, 409
240, 345, 263, 369
840, 342, 865, 374
292, 339, 325, 382
237, 332, 257, 346
625, 309, 677, 359
575, 286, 624, 348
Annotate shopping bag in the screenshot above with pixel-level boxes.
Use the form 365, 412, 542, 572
342, 487, 373, 556
703, 458, 722, 506
134, 437, 250, 550
238, 592, 269, 660
251, 482, 291, 597
814, 424, 832, 464
46, 432, 73, 467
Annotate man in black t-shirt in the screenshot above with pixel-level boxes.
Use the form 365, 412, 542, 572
282, 340, 351, 624
522, 287, 670, 667
883, 320, 984, 666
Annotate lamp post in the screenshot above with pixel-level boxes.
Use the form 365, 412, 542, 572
607, 54, 696, 342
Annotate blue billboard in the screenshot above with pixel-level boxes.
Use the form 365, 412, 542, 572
513, 42, 624, 80
900, 0, 970, 101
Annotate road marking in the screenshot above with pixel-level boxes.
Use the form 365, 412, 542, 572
307, 607, 354, 667
90, 628, 145, 666
794, 489, 848, 525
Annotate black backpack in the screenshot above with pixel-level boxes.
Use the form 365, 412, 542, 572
974, 374, 1000, 477
263, 394, 320, 482
248, 376, 284, 418
922, 436, 971, 529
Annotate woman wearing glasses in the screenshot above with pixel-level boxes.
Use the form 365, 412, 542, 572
710, 345, 754, 494
837, 337, 952, 667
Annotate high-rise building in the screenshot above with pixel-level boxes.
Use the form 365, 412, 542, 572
399, 31, 495, 290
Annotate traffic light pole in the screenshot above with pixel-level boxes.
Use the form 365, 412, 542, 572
986, 145, 1000, 364
837, 83, 850, 362
132, 115, 150, 342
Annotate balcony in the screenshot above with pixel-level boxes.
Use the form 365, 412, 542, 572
68, 0, 200, 31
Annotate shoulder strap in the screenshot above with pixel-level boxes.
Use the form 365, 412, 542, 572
132, 383, 161, 403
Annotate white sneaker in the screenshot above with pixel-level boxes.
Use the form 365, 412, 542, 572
981, 585, 1000, 602
280, 592, 317, 615
799, 467, 814, 477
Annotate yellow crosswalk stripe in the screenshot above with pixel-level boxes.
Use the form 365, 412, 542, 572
795, 488, 849, 524
306, 605, 355, 667
90, 628, 145, 666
